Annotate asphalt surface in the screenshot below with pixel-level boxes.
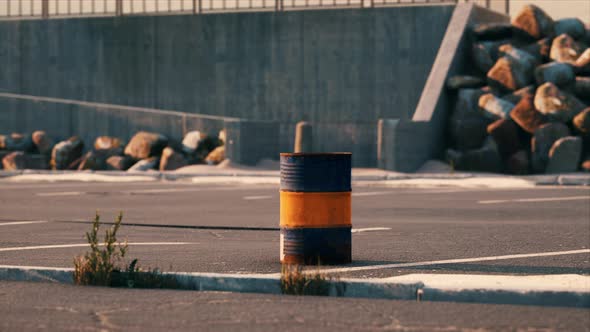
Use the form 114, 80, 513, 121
0, 181, 588, 278
2, 281, 590, 332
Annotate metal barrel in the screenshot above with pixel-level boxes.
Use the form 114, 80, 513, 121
279, 152, 352, 265
280, 152, 351, 192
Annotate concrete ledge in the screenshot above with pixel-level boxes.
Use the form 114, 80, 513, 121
1, 265, 588, 307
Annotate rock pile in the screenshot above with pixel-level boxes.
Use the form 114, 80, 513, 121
0, 130, 225, 172
446, 4, 590, 174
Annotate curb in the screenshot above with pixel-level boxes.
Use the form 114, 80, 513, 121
1, 265, 588, 308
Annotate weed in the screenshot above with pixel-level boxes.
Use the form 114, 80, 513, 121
280, 264, 331, 296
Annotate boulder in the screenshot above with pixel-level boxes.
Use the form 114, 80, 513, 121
2, 152, 48, 171
78, 151, 109, 171
534, 62, 575, 87
472, 23, 515, 41
127, 157, 159, 172
124, 131, 168, 160
450, 89, 490, 150
534, 82, 586, 122
545, 136, 583, 173
159, 147, 188, 171
502, 85, 536, 104
531, 123, 570, 173
574, 48, 590, 75
509, 94, 548, 134
581, 158, 590, 172
195, 136, 224, 161
106, 155, 135, 171
31, 131, 53, 156
521, 38, 553, 62
487, 119, 522, 158
550, 34, 583, 64
487, 53, 536, 91
573, 108, 590, 135
94, 136, 122, 150
205, 146, 225, 165
574, 77, 590, 103
511, 4, 554, 40
472, 41, 504, 73
181, 131, 203, 155
505, 150, 530, 175
478, 93, 515, 120
218, 130, 226, 144
0, 133, 33, 151
446, 76, 485, 90
554, 18, 586, 41
51, 136, 84, 170
445, 137, 502, 173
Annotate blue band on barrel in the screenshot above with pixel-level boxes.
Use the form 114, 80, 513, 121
281, 226, 352, 264
280, 153, 352, 192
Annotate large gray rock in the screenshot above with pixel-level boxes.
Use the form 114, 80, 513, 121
181, 131, 203, 155
574, 48, 590, 75
78, 151, 109, 171
531, 123, 570, 173
124, 131, 168, 160
511, 4, 554, 40
574, 77, 590, 103
573, 108, 590, 135
106, 155, 135, 171
550, 34, 584, 64
472, 23, 515, 41
450, 89, 491, 150
472, 41, 505, 73
487, 48, 537, 91
445, 137, 502, 173
521, 38, 553, 62
534, 62, 575, 87
502, 85, 536, 104
159, 147, 188, 171
505, 150, 530, 175
487, 119, 522, 158
51, 137, 84, 170
446, 76, 485, 90
545, 136, 583, 173
2, 152, 48, 171
0, 133, 33, 152
127, 157, 159, 172
509, 94, 548, 134
554, 18, 586, 41
478, 93, 515, 120
31, 131, 53, 156
534, 82, 586, 122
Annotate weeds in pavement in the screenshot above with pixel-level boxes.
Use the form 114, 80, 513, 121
73, 212, 180, 289
280, 264, 332, 296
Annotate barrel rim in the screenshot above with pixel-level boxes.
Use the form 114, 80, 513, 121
280, 152, 352, 157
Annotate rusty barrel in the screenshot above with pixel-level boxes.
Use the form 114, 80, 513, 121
280, 152, 352, 264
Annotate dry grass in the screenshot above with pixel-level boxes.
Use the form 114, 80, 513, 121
280, 264, 332, 296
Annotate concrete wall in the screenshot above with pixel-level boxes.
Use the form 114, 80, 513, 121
0, 5, 454, 166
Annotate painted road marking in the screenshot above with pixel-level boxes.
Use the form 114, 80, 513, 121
243, 195, 273, 200
479, 196, 590, 204
351, 227, 392, 233
35, 191, 84, 197
312, 249, 590, 274
352, 191, 396, 197
0, 242, 197, 252
0, 221, 48, 226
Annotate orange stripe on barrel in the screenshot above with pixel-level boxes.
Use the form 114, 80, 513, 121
280, 191, 351, 228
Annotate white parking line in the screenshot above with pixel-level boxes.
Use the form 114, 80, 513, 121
352, 191, 396, 197
479, 196, 590, 204
243, 195, 273, 200
0, 221, 48, 226
312, 249, 590, 274
351, 227, 392, 233
0, 242, 197, 252
35, 191, 84, 197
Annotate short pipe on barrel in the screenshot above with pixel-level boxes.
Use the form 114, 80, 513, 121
294, 121, 313, 153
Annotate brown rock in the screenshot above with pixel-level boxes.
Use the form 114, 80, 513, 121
573, 108, 590, 135
0, 133, 33, 151
550, 34, 583, 64
205, 146, 225, 165
472, 23, 515, 41
124, 131, 168, 160
181, 131, 204, 155
50, 137, 84, 170
502, 85, 536, 104
487, 119, 522, 158
581, 159, 590, 172
487, 51, 536, 91
2, 152, 48, 171
546, 136, 583, 173
78, 151, 109, 171
472, 41, 504, 73
531, 123, 570, 173
574, 48, 590, 75
106, 155, 135, 171
509, 94, 548, 134
31, 131, 54, 156
478, 93, 515, 120
554, 18, 586, 41
521, 38, 552, 62
534, 62, 575, 87
534, 82, 586, 122
94, 136, 122, 150
446, 76, 485, 90
505, 150, 530, 175
511, 4, 554, 40
159, 147, 188, 171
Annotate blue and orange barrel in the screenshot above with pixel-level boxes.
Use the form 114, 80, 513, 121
279, 152, 352, 265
